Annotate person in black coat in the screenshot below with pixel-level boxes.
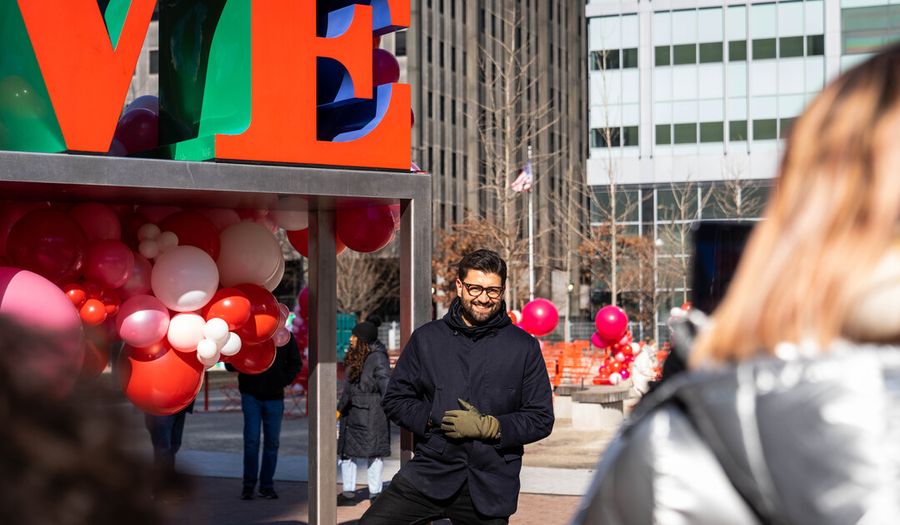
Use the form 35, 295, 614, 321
226, 332, 302, 500
336, 319, 391, 505
360, 249, 555, 525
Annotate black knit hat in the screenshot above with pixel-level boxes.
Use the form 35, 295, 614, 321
352, 321, 378, 344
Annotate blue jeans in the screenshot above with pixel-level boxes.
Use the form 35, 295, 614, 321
241, 394, 284, 491
144, 411, 187, 471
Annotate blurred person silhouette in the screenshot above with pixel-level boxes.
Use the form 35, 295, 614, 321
226, 331, 302, 500
0, 314, 184, 525
144, 399, 195, 473
573, 44, 900, 524
336, 317, 391, 505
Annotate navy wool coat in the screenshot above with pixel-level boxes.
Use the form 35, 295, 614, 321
382, 309, 554, 518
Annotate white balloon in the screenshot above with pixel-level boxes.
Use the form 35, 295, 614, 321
220, 332, 242, 356
151, 245, 220, 312
139, 239, 159, 260
217, 221, 283, 287
157, 231, 179, 252
203, 318, 230, 346
167, 313, 206, 352
197, 338, 220, 360
609, 372, 622, 385
273, 327, 291, 347
138, 223, 161, 241
262, 256, 285, 292
197, 351, 220, 368
270, 197, 309, 230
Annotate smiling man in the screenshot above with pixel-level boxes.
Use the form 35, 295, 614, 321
360, 249, 554, 525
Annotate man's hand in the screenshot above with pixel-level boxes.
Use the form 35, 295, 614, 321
440, 398, 500, 440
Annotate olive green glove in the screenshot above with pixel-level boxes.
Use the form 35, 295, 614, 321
440, 398, 500, 440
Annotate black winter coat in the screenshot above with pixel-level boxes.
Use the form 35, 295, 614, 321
383, 300, 554, 518
226, 333, 302, 401
337, 340, 391, 458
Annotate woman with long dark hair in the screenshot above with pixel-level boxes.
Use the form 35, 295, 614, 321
337, 319, 392, 505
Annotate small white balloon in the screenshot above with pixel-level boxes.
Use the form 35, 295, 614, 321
139, 239, 160, 259
609, 372, 622, 385
197, 351, 220, 368
203, 318, 230, 346
220, 332, 242, 356
273, 327, 291, 347
167, 313, 206, 352
197, 338, 220, 360
631, 342, 642, 355
138, 223, 161, 241
157, 231, 179, 252
270, 197, 309, 230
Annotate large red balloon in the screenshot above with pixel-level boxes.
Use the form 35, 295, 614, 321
159, 210, 221, 260
234, 283, 280, 344
69, 202, 121, 241
229, 338, 276, 374
83, 239, 135, 289
6, 208, 87, 283
373, 49, 400, 86
336, 205, 395, 253
286, 228, 346, 258
203, 287, 252, 330
519, 298, 559, 337
0, 200, 50, 257
595, 305, 629, 345
119, 339, 204, 416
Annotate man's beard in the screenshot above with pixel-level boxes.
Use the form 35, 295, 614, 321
460, 296, 501, 325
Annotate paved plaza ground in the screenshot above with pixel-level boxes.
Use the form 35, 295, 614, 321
121, 370, 620, 524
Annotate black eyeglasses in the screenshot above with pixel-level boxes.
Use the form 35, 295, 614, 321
461, 282, 504, 300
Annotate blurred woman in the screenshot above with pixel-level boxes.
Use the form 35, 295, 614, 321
573, 44, 900, 524
337, 320, 392, 505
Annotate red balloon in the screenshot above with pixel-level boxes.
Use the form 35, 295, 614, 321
595, 305, 629, 344
6, 208, 87, 283
234, 283, 280, 343
519, 298, 559, 337
203, 287, 252, 330
229, 338, 276, 374
79, 298, 107, 326
63, 282, 88, 308
373, 49, 400, 86
84, 240, 135, 289
507, 310, 518, 325
0, 200, 50, 257
286, 228, 346, 258
119, 253, 152, 299
119, 339, 204, 416
69, 202, 122, 241
119, 211, 151, 249
336, 205, 395, 253
159, 210, 221, 260
298, 287, 309, 319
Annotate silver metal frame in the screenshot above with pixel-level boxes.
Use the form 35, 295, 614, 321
0, 150, 432, 525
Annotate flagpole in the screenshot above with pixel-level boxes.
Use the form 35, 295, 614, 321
528, 145, 534, 301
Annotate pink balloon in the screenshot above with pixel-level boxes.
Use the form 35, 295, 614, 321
590, 332, 607, 349
217, 222, 282, 287
273, 327, 291, 347
151, 246, 220, 312
69, 202, 121, 241
119, 253, 152, 299
0, 267, 84, 394
116, 294, 170, 348
84, 240, 135, 289
298, 287, 309, 318
519, 298, 559, 337
0, 201, 50, 257
595, 306, 629, 344
199, 208, 241, 232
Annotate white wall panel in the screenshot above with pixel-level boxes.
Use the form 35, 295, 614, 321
672, 67, 698, 100
777, 58, 805, 94
698, 64, 724, 99
750, 3, 777, 39
672, 10, 697, 44
777, 2, 804, 37
698, 8, 723, 42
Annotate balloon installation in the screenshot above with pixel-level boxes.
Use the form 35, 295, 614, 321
518, 298, 559, 337
591, 306, 634, 386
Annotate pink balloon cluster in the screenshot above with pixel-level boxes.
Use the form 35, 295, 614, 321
518, 298, 559, 338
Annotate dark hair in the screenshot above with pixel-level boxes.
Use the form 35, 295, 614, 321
344, 339, 370, 383
457, 249, 507, 285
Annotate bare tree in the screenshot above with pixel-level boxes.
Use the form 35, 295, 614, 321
713, 158, 766, 219
335, 251, 399, 320
656, 176, 712, 306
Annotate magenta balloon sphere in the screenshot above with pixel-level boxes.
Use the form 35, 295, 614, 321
520, 298, 559, 337
116, 294, 170, 348
84, 240, 135, 289
590, 332, 607, 349
595, 305, 629, 344
336, 205, 395, 253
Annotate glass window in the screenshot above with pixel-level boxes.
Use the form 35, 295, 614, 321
807, 35, 825, 56
700, 121, 724, 143
752, 38, 777, 60
729, 40, 747, 61
603, 49, 621, 70
623, 126, 639, 146
729, 120, 748, 141
699, 42, 723, 63
657, 187, 698, 220
779, 36, 803, 58
673, 123, 697, 144
753, 119, 778, 140
622, 48, 639, 68
673, 44, 697, 65
656, 124, 672, 145
600, 128, 621, 147
655, 46, 671, 66
779, 117, 796, 138
590, 51, 602, 71
149, 50, 159, 74
395, 31, 407, 56
590, 128, 602, 148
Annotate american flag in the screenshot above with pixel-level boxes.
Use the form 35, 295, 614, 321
510, 161, 533, 192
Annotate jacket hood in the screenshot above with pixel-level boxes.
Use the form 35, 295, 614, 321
443, 297, 511, 340
367, 339, 387, 355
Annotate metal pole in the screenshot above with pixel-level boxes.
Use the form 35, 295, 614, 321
308, 208, 337, 525
527, 145, 534, 301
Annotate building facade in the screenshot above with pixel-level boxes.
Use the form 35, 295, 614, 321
586, 0, 900, 338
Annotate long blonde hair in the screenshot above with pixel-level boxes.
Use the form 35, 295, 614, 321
692, 44, 900, 364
